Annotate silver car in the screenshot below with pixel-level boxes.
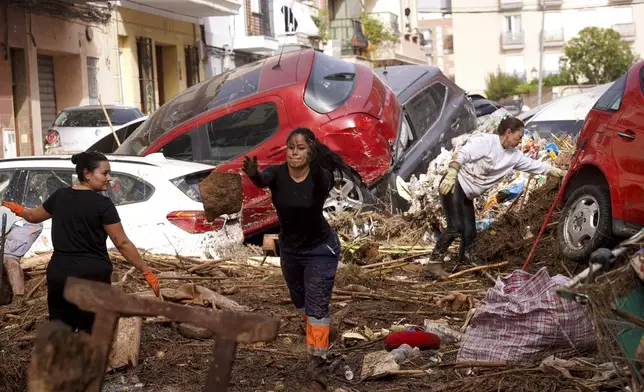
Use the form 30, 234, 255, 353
44, 105, 144, 154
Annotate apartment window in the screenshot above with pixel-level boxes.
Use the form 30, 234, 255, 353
420, 28, 432, 46
504, 55, 525, 78
544, 53, 562, 74
250, 0, 261, 14
504, 15, 522, 33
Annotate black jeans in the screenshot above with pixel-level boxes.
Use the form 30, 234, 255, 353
433, 179, 476, 262
47, 256, 112, 333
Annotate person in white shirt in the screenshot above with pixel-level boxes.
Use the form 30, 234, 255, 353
432, 116, 566, 271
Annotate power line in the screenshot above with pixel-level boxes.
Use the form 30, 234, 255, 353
419, 0, 644, 14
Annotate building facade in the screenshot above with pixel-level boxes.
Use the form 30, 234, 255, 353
0, 0, 241, 158
450, 0, 644, 95
203, 0, 323, 79
418, 14, 454, 79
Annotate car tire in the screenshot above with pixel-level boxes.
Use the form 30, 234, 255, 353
557, 184, 614, 263
323, 171, 377, 219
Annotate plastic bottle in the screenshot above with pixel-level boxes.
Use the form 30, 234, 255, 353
390, 344, 420, 364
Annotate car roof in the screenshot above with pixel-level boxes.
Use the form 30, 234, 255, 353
60, 105, 141, 112
0, 154, 215, 180
373, 65, 443, 102
525, 84, 611, 124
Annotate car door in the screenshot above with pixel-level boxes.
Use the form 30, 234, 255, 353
157, 97, 290, 235
611, 64, 644, 226
205, 98, 291, 235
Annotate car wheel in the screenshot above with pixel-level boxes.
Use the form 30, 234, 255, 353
323, 172, 374, 219
557, 184, 613, 262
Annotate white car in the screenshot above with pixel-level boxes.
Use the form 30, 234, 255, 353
45, 105, 146, 154
0, 154, 243, 258
519, 84, 611, 138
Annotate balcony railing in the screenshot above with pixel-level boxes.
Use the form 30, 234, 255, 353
499, 0, 523, 10
501, 30, 524, 48
367, 12, 400, 34
613, 23, 636, 39
543, 28, 564, 45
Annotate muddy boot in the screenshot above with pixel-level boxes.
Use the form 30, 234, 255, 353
304, 355, 328, 391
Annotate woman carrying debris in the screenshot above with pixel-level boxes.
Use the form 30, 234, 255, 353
431, 116, 566, 271
2, 152, 159, 333
242, 127, 357, 390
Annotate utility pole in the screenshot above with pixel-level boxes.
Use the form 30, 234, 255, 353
537, 0, 546, 106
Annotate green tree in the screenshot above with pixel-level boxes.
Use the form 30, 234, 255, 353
485, 70, 521, 101
360, 13, 398, 47
560, 26, 639, 85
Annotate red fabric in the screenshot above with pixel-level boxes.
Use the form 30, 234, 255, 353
385, 331, 441, 351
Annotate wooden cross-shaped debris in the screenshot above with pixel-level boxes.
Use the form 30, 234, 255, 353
27, 277, 280, 392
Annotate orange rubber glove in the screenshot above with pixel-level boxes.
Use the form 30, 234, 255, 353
2, 201, 24, 217
143, 269, 160, 297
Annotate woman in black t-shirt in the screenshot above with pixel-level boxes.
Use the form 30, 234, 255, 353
2, 152, 159, 333
242, 127, 360, 389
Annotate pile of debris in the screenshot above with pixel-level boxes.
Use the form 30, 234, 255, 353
369, 109, 575, 265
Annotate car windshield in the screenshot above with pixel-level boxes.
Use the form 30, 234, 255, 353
54, 108, 142, 127
115, 60, 265, 156
525, 120, 584, 138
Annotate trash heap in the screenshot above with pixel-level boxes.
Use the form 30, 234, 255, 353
401, 109, 575, 241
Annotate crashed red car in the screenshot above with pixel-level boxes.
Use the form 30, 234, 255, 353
557, 60, 644, 261
115, 48, 475, 237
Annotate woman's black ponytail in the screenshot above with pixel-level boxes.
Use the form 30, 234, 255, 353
287, 128, 362, 184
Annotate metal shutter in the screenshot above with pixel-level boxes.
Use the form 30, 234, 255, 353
37, 55, 57, 137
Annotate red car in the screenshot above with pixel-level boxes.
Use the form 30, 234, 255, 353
115, 49, 475, 237
557, 60, 644, 261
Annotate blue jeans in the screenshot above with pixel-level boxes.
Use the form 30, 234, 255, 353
280, 230, 340, 357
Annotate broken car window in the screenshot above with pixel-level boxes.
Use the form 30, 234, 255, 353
0, 171, 15, 201
24, 170, 73, 208
107, 173, 153, 206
